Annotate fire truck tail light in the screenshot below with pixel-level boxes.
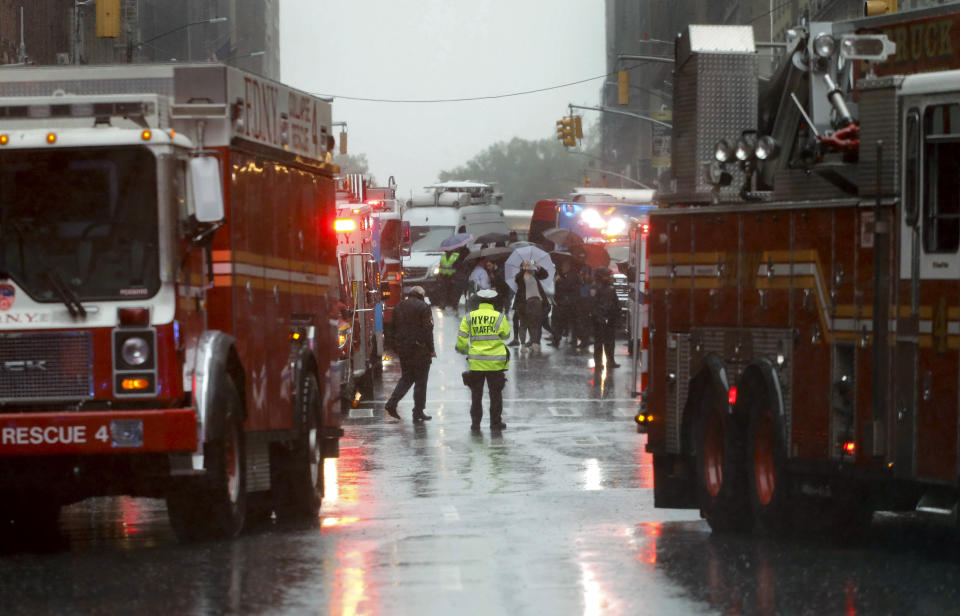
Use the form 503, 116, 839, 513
728, 386, 738, 406
118, 307, 150, 326
843, 441, 856, 455
141, 129, 152, 141
334, 218, 357, 232
46, 132, 57, 144
641, 223, 650, 235
0, 134, 8, 145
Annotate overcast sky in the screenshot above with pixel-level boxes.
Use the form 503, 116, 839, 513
280, 0, 606, 199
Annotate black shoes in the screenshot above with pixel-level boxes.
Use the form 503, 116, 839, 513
490, 422, 506, 431
470, 424, 481, 433
385, 406, 401, 420
413, 411, 432, 423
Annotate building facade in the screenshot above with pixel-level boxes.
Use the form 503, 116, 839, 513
0, 0, 278, 79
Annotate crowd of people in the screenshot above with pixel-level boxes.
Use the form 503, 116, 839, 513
383, 237, 624, 431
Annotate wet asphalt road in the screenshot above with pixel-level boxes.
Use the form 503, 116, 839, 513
4, 307, 960, 615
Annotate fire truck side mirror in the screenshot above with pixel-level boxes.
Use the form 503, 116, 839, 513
190, 156, 225, 223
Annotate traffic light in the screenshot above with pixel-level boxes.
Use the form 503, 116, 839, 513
865, 0, 896, 15
562, 117, 576, 147
618, 70, 629, 105
96, 0, 121, 38
556, 119, 566, 142
573, 115, 583, 140
339, 130, 348, 155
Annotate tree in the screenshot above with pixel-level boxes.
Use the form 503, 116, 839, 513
438, 130, 600, 209
334, 153, 376, 185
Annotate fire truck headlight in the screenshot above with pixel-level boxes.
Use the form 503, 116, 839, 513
813, 33, 836, 58
755, 136, 780, 161
121, 337, 151, 366
735, 137, 754, 161
713, 139, 734, 163
338, 331, 349, 348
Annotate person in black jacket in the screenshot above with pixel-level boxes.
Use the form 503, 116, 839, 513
550, 259, 580, 348
384, 286, 435, 422
590, 266, 621, 371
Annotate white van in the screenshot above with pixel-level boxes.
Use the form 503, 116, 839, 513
401, 182, 509, 301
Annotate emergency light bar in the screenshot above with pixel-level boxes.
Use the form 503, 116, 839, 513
334, 218, 357, 232
0, 100, 155, 120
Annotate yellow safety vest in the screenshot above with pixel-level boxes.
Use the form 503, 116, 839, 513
438, 252, 460, 276
456, 303, 511, 371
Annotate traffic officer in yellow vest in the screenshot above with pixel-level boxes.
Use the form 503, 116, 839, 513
456, 288, 511, 432
437, 246, 468, 310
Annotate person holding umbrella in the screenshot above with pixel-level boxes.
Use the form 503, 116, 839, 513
504, 244, 555, 355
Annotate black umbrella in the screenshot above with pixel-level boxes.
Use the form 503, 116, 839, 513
475, 232, 510, 245
543, 227, 583, 249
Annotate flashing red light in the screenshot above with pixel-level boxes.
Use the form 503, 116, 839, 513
641, 223, 650, 235
334, 218, 357, 232
843, 441, 856, 455
118, 307, 150, 326
728, 386, 738, 406
367, 199, 385, 209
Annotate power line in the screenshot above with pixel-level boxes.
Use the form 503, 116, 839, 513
311, 66, 653, 104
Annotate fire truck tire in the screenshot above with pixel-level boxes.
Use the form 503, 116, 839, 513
746, 396, 793, 534
694, 395, 752, 533
167, 382, 247, 542
273, 372, 323, 521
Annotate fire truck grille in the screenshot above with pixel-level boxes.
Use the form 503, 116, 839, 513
0, 332, 93, 402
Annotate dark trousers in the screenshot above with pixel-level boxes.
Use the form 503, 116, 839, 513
593, 325, 616, 369
520, 297, 543, 344
511, 308, 524, 343
468, 370, 506, 426
553, 300, 575, 340
385, 354, 430, 414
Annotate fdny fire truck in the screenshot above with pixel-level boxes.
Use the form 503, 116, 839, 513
0, 64, 343, 541
334, 203, 380, 407
645, 4, 960, 533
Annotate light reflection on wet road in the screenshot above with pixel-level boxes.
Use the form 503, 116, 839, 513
3, 307, 960, 614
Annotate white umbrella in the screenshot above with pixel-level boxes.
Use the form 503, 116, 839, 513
505, 244, 555, 294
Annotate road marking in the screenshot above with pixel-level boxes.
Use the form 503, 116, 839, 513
548, 405, 580, 417
349, 408, 374, 418
571, 435, 603, 446
442, 505, 460, 522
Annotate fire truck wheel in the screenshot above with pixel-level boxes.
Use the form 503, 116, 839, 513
167, 382, 247, 542
746, 397, 792, 534
694, 396, 752, 533
273, 372, 323, 521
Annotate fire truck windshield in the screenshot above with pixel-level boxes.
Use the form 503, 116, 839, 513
0, 146, 160, 302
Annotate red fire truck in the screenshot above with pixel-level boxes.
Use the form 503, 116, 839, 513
334, 203, 380, 407
0, 63, 343, 541
645, 4, 960, 533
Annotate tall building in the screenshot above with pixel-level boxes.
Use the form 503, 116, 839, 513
0, 0, 279, 79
